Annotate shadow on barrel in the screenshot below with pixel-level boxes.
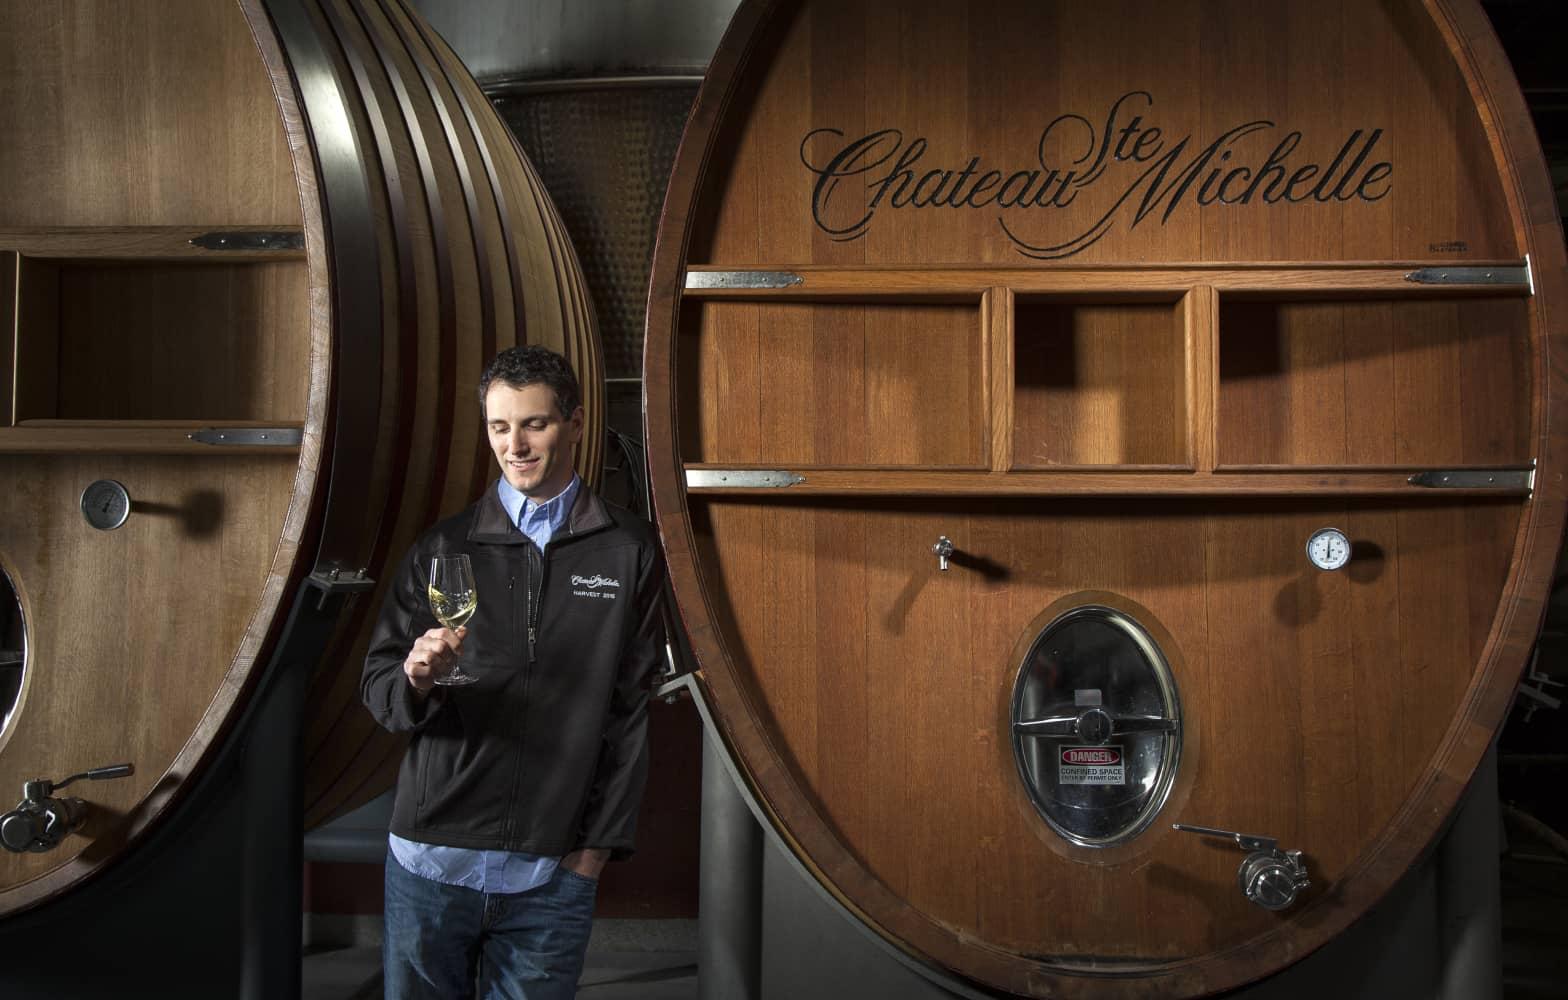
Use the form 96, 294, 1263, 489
129, 490, 224, 539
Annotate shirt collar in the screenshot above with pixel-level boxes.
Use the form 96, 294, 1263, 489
496, 474, 580, 534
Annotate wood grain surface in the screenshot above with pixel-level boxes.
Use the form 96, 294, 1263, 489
1218, 297, 1530, 466
0, 2, 300, 228
643, 0, 1568, 995
1014, 299, 1186, 466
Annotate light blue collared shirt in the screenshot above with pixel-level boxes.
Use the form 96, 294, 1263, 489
388, 475, 581, 893
497, 473, 580, 554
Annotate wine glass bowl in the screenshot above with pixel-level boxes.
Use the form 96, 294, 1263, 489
427, 553, 479, 686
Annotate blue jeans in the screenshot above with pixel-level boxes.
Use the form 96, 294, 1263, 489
383, 849, 598, 1000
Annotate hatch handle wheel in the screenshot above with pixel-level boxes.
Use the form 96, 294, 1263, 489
1, 763, 134, 854
1014, 688, 1177, 743
1172, 823, 1311, 911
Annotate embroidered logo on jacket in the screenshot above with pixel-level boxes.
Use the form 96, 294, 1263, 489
571, 574, 621, 600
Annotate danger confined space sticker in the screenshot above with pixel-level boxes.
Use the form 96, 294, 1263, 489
1059, 745, 1126, 785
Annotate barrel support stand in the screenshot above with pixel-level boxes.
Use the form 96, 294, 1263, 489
699, 728, 764, 1000
1435, 741, 1503, 1000
238, 578, 351, 1000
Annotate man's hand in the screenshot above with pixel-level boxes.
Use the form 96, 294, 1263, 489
561, 848, 609, 880
403, 626, 466, 694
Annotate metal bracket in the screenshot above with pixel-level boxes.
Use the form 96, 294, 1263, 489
187, 427, 304, 447
1403, 265, 1531, 287
1518, 648, 1564, 723
685, 469, 805, 489
655, 670, 692, 705
1407, 467, 1534, 491
188, 230, 306, 252
305, 566, 375, 611
685, 270, 805, 290
306, 566, 375, 594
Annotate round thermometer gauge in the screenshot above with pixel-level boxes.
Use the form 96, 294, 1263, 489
80, 479, 132, 531
1306, 527, 1351, 571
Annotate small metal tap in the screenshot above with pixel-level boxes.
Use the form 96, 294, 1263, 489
1173, 823, 1311, 911
1, 763, 134, 854
932, 536, 954, 571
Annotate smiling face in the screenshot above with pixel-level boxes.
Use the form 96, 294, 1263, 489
484, 381, 584, 502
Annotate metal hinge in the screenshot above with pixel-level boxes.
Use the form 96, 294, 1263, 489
188, 230, 306, 252
187, 427, 304, 447
1407, 466, 1534, 492
1403, 264, 1531, 287
685, 270, 804, 290
685, 469, 805, 489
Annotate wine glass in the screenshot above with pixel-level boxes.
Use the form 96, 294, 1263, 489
427, 554, 479, 686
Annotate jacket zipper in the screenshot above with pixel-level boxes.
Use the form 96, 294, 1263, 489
528, 541, 544, 659
508, 574, 517, 649
503, 571, 519, 844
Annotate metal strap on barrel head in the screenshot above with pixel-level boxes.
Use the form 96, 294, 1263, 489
1403, 264, 1531, 287
1407, 468, 1534, 491
188, 230, 306, 252
187, 427, 304, 446
685, 270, 804, 290
685, 469, 805, 488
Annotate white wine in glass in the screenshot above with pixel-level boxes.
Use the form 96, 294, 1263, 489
427, 553, 479, 686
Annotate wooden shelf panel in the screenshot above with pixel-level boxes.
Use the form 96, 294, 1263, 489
1215, 297, 1531, 467
1013, 298, 1187, 467
677, 298, 985, 467
0, 226, 306, 260
683, 263, 1530, 299
0, 421, 303, 455
681, 465, 1533, 497
9, 256, 310, 425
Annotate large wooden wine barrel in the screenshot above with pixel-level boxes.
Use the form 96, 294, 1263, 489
0, 0, 599, 915
644, 1, 1567, 996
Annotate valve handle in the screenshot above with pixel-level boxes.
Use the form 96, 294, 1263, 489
1171, 822, 1277, 854
47, 763, 135, 794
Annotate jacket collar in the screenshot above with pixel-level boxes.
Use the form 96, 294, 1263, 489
468, 478, 612, 545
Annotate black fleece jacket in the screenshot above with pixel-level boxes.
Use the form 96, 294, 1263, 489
361, 483, 665, 860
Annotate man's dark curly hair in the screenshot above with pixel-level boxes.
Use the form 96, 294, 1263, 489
477, 345, 582, 418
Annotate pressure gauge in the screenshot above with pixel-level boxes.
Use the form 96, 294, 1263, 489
1306, 527, 1350, 571
80, 480, 131, 531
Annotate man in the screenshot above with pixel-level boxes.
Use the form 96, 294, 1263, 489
362, 345, 666, 999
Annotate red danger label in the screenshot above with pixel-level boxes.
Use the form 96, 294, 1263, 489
1061, 748, 1121, 766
